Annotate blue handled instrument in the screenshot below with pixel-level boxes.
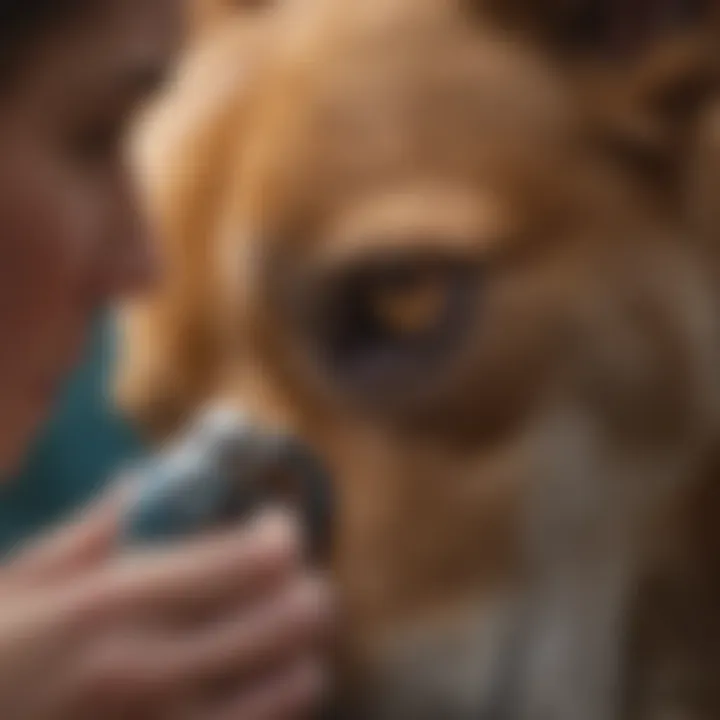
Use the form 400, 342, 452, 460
120, 410, 333, 562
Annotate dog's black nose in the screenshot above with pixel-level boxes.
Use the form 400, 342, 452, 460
120, 409, 333, 562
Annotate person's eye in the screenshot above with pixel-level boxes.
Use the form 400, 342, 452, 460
67, 116, 126, 166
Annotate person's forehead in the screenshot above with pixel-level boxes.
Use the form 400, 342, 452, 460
81, 0, 180, 71
31, 0, 182, 99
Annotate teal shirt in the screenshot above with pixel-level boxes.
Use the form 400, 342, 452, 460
0, 314, 145, 553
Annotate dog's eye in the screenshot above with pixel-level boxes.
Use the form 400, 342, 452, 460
313, 258, 476, 396
367, 272, 453, 339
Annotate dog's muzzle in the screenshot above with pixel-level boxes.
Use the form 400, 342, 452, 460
119, 408, 333, 562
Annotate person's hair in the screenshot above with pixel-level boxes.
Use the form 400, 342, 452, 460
0, 0, 90, 79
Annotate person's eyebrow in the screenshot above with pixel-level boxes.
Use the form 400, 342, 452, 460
114, 55, 170, 101
130, 64, 169, 98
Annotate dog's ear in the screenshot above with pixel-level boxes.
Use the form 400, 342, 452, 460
582, 33, 720, 200
482, 0, 713, 57
115, 20, 270, 441
476, 0, 720, 201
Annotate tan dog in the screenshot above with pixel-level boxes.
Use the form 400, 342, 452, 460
117, 1, 720, 717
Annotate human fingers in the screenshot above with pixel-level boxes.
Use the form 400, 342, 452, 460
53, 509, 302, 628
1, 480, 133, 588
136, 576, 332, 687
179, 657, 328, 720
46, 578, 331, 719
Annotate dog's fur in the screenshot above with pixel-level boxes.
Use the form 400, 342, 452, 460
117, 1, 720, 717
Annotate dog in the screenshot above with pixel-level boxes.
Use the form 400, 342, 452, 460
117, 1, 720, 717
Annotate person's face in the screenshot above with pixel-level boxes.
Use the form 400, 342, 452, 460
0, 0, 181, 472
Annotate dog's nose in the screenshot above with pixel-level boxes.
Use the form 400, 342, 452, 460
120, 409, 333, 562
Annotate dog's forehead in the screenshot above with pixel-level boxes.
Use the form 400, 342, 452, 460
238, 0, 579, 234
283, 0, 570, 128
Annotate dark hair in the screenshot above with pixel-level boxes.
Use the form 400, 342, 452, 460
0, 0, 89, 77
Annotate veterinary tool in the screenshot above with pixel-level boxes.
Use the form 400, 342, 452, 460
120, 409, 333, 562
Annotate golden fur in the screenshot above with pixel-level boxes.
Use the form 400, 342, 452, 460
117, 1, 720, 717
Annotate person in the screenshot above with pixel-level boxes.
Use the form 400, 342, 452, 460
0, 311, 144, 553
0, 1, 333, 718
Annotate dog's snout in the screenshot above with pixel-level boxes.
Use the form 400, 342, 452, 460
218, 428, 335, 562
121, 409, 333, 561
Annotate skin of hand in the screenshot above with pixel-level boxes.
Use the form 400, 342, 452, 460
0, 489, 333, 720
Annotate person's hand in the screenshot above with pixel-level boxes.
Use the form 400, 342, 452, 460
0, 490, 333, 720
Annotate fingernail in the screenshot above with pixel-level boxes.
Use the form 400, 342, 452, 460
250, 509, 302, 557
289, 578, 335, 625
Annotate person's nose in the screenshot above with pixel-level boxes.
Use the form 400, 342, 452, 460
96, 172, 164, 300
